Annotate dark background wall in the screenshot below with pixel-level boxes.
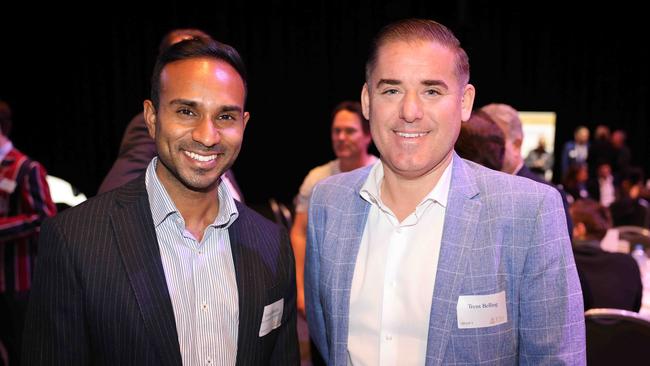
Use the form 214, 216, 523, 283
1, 2, 648, 209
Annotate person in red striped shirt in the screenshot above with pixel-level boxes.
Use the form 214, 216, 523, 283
0, 100, 56, 366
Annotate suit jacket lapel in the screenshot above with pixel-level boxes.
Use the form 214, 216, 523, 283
229, 203, 273, 363
425, 155, 481, 366
111, 176, 182, 366
331, 170, 372, 363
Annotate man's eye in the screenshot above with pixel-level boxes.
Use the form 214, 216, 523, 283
425, 89, 440, 96
382, 89, 399, 95
177, 108, 195, 116
218, 114, 235, 120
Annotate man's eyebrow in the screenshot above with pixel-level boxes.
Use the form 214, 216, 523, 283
421, 79, 449, 89
169, 99, 198, 107
376, 79, 401, 88
167, 100, 243, 113
220, 105, 243, 113
375, 79, 449, 89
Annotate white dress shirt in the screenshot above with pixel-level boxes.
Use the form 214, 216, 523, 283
146, 158, 239, 366
348, 160, 452, 365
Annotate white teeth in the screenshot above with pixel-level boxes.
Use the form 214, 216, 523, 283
396, 131, 428, 138
184, 151, 218, 162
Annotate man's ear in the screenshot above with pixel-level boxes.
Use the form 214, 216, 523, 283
143, 100, 157, 140
243, 111, 250, 129
460, 83, 476, 122
361, 83, 370, 120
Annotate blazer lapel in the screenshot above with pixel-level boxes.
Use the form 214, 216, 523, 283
330, 170, 372, 363
425, 155, 481, 366
110, 176, 182, 366
229, 203, 276, 363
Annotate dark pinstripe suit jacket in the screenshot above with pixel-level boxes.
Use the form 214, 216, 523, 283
22, 175, 299, 365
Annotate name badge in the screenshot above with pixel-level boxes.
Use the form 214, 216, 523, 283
456, 291, 507, 329
259, 298, 283, 337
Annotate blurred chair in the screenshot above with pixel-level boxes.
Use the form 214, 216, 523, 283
616, 225, 650, 252
585, 308, 650, 365
269, 198, 292, 231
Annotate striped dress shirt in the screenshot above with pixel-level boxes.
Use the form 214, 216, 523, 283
146, 158, 239, 366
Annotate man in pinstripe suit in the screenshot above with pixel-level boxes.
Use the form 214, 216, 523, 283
305, 19, 585, 365
23, 39, 298, 365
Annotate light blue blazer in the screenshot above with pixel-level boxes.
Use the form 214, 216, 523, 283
305, 153, 585, 365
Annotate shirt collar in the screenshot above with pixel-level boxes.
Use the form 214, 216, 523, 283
145, 157, 239, 229
360, 158, 453, 210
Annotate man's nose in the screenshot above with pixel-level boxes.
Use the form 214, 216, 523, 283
192, 117, 221, 147
399, 92, 423, 123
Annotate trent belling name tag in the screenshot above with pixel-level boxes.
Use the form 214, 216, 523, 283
456, 290, 507, 329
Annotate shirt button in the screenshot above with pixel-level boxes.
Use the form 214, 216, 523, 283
201, 302, 208, 311
206, 357, 212, 364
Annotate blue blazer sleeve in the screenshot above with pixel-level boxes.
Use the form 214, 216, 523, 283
518, 187, 586, 365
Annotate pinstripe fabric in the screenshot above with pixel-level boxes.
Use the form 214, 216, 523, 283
23, 172, 299, 365
305, 153, 586, 365
228, 202, 300, 365
145, 160, 239, 365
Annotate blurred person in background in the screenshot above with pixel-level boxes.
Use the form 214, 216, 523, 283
524, 136, 553, 181
560, 125, 590, 178
570, 198, 642, 311
454, 109, 505, 171
290, 101, 377, 316
0, 100, 56, 366
481, 102, 573, 235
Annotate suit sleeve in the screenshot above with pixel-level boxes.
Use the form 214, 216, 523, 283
269, 228, 300, 365
22, 218, 90, 365
518, 188, 586, 365
305, 184, 329, 362
0, 160, 56, 241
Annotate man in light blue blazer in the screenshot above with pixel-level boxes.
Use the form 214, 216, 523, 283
305, 18, 585, 365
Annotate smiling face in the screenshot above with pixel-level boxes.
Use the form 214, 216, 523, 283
331, 109, 371, 161
362, 39, 475, 180
144, 57, 249, 195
